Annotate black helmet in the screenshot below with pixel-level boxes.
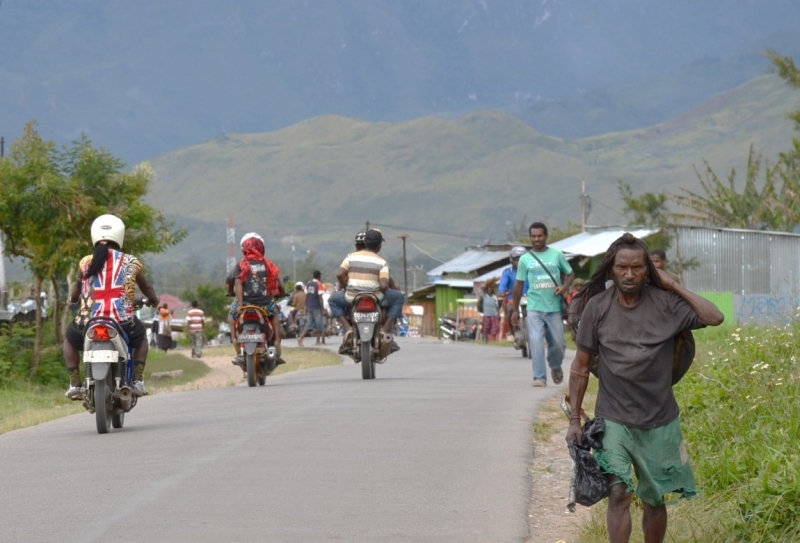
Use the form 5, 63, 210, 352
354, 231, 367, 244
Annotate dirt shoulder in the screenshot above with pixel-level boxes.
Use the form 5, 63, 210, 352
154, 345, 341, 393
526, 393, 596, 543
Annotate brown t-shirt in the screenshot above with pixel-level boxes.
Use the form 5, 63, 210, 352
576, 285, 704, 429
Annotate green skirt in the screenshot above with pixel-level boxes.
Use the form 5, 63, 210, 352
595, 417, 697, 506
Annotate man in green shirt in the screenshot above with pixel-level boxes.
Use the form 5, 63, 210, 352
511, 222, 574, 387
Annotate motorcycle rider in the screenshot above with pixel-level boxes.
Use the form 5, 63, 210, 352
63, 214, 159, 399
329, 229, 403, 356
226, 233, 287, 368
499, 246, 529, 345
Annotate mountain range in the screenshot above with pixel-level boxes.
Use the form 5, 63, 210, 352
2, 1, 800, 163
147, 74, 800, 269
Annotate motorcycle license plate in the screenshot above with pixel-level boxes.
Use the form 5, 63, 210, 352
238, 333, 264, 342
353, 312, 379, 322
83, 350, 117, 363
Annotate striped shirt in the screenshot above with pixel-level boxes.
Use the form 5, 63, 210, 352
340, 250, 389, 302
186, 308, 205, 331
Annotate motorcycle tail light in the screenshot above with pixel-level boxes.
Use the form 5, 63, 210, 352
355, 297, 377, 312
88, 325, 117, 340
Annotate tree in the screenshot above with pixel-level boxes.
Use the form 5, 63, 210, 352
671, 146, 798, 232
0, 122, 186, 377
181, 282, 229, 337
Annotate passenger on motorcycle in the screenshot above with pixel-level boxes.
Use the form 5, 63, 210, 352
226, 233, 287, 367
63, 214, 159, 399
328, 229, 403, 355
499, 246, 530, 337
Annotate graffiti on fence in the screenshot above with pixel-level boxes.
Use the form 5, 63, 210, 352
734, 294, 800, 324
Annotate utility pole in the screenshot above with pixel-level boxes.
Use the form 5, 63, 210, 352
580, 182, 592, 232
398, 234, 409, 296
0, 138, 5, 307
291, 244, 296, 283
226, 213, 236, 273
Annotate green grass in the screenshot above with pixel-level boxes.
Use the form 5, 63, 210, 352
0, 349, 205, 434
575, 321, 800, 543
144, 350, 211, 389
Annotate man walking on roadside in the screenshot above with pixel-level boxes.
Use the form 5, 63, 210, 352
510, 222, 574, 387
186, 300, 206, 359
298, 270, 324, 347
566, 233, 724, 543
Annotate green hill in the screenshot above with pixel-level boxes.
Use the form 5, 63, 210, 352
149, 74, 799, 268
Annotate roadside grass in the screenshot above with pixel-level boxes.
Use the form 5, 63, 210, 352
0, 349, 205, 434
0, 384, 85, 435
198, 344, 341, 375
144, 350, 211, 390
575, 320, 800, 542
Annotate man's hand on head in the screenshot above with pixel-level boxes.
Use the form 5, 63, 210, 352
655, 268, 676, 291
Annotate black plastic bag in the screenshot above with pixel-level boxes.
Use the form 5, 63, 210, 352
568, 418, 609, 507
569, 441, 609, 507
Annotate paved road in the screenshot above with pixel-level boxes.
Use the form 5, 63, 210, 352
1, 338, 567, 543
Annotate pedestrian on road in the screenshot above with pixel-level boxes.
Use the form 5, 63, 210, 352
480, 278, 500, 342
510, 222, 574, 387
298, 270, 324, 347
156, 303, 174, 353
288, 282, 307, 332
566, 233, 724, 543
186, 300, 206, 359
498, 246, 529, 344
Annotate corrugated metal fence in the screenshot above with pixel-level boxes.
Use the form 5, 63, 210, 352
670, 226, 800, 324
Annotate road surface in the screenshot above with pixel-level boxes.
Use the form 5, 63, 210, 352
1, 338, 566, 543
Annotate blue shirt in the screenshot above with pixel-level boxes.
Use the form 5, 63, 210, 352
498, 266, 528, 302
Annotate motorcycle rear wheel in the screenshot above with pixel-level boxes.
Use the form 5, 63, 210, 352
94, 376, 112, 434
112, 412, 125, 428
360, 341, 375, 380
246, 352, 258, 387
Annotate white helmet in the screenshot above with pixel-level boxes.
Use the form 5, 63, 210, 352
91, 214, 125, 248
509, 246, 527, 259
240, 232, 263, 247
295, 281, 305, 289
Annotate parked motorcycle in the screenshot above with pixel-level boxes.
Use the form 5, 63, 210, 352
341, 293, 394, 380
439, 315, 478, 342
235, 304, 277, 387
80, 316, 138, 434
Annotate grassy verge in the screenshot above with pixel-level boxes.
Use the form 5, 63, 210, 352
144, 351, 211, 389
0, 349, 206, 435
198, 344, 341, 375
575, 321, 800, 542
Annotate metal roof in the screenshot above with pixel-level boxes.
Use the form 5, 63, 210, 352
473, 264, 511, 283
551, 228, 657, 257
426, 249, 510, 277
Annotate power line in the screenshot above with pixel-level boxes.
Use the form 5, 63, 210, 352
590, 197, 626, 218
369, 222, 472, 240
408, 241, 446, 263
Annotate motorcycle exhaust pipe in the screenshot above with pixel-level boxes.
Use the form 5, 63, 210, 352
118, 386, 133, 412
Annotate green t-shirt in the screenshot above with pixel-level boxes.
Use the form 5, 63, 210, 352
516, 247, 573, 313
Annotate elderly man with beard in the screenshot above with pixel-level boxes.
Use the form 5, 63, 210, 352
566, 233, 723, 543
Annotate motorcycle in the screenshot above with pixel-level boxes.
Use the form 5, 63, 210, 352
80, 316, 139, 434
342, 293, 393, 380
235, 304, 277, 387
512, 298, 530, 358
395, 315, 409, 337
439, 315, 478, 342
